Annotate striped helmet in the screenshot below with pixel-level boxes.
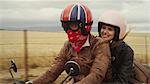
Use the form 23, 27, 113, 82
60, 3, 93, 35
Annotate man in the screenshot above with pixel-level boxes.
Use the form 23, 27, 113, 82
27, 3, 111, 84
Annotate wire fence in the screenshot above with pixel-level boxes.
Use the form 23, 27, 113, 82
0, 30, 150, 68
0, 29, 150, 82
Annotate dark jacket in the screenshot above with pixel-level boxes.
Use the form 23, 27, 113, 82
110, 40, 135, 83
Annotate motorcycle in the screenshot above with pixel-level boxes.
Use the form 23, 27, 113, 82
9, 59, 149, 84
9, 60, 80, 84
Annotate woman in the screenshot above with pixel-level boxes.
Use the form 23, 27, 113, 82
27, 3, 111, 84
98, 11, 135, 83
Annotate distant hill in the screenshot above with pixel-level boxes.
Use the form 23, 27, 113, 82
0, 23, 149, 33
0, 26, 98, 32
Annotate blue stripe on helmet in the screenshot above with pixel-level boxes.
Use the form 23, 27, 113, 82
80, 6, 86, 23
70, 5, 78, 21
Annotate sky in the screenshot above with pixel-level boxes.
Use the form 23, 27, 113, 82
0, 0, 150, 32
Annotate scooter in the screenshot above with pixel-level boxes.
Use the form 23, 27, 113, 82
9, 60, 80, 84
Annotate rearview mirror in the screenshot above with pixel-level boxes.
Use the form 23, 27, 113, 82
10, 60, 17, 72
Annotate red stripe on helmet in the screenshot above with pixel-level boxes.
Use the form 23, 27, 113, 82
61, 4, 74, 21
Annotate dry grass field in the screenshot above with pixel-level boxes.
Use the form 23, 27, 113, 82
0, 30, 150, 83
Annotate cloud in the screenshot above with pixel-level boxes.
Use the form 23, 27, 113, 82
0, 7, 61, 22
0, 0, 150, 32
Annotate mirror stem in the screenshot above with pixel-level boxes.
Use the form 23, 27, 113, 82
9, 67, 15, 82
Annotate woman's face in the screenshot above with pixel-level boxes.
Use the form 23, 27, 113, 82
100, 24, 115, 41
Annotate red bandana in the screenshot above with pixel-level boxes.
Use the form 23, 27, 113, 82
67, 30, 88, 52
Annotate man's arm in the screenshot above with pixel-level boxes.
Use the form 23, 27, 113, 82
31, 41, 70, 84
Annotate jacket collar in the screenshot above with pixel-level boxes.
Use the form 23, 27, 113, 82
82, 35, 90, 48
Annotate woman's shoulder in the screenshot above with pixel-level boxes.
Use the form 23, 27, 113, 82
115, 40, 133, 53
119, 41, 131, 49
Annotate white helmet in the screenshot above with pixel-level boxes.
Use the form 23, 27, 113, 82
98, 10, 127, 40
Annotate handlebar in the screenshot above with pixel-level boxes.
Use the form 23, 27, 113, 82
9, 60, 79, 84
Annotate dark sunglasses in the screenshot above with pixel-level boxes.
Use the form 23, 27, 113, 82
61, 21, 83, 32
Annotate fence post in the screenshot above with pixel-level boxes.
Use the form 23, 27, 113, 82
145, 36, 148, 66
24, 30, 28, 81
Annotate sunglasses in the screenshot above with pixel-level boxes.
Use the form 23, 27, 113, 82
62, 21, 83, 32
